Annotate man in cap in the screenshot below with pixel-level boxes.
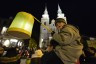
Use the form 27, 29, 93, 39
41, 18, 83, 64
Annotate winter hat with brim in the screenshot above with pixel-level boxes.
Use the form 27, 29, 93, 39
55, 18, 67, 25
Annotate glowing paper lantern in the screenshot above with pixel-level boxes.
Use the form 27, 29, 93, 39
7, 12, 34, 39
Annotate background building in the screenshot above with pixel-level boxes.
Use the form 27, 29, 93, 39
39, 5, 67, 48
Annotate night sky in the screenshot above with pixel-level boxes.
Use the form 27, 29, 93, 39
0, 0, 96, 42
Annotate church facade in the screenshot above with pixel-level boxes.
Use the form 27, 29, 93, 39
39, 5, 67, 48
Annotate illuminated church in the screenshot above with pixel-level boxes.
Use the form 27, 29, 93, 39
39, 5, 67, 48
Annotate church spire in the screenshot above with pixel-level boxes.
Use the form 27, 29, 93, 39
42, 6, 49, 18
58, 4, 62, 14
57, 4, 67, 22
44, 6, 48, 14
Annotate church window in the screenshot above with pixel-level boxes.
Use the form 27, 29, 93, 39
44, 22, 46, 25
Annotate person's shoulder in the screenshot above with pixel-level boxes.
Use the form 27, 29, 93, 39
66, 24, 76, 28
66, 24, 78, 30
64, 24, 79, 32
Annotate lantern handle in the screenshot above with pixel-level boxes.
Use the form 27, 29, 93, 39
32, 15, 53, 33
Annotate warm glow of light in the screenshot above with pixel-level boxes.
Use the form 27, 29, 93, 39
18, 41, 22, 46
10, 39, 18, 42
3, 40, 10, 47
1, 26, 7, 34
39, 38, 43, 48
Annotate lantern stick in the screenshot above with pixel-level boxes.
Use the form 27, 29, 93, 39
32, 15, 53, 33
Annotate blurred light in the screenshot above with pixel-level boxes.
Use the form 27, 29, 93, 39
90, 37, 95, 40
3, 40, 10, 47
10, 39, 18, 42
18, 41, 22, 46
1, 26, 7, 34
10, 39, 18, 47
39, 38, 43, 48
2, 51, 7, 56
16, 48, 19, 51
49, 37, 52, 41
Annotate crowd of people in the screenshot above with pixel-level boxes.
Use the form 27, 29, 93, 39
0, 18, 96, 64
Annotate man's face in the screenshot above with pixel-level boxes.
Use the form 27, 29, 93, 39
56, 22, 65, 30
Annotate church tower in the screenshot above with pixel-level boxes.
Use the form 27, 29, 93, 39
39, 6, 50, 48
39, 4, 67, 48
57, 4, 67, 21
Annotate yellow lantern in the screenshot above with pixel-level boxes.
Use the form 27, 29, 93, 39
7, 12, 34, 39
